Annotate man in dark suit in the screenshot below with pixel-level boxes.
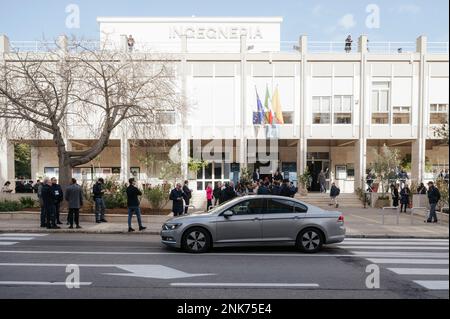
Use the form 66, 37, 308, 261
182, 180, 192, 214
65, 178, 83, 229
51, 177, 64, 224
169, 183, 185, 217
41, 177, 58, 229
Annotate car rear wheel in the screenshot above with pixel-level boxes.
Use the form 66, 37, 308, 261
296, 228, 323, 253
182, 227, 211, 253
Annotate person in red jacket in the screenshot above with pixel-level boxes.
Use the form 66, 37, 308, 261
206, 183, 213, 210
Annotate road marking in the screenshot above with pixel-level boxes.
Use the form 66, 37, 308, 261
387, 268, 449, 275
367, 258, 449, 265
170, 283, 319, 288
0, 237, 35, 241
0, 249, 448, 259
413, 280, 449, 290
352, 251, 449, 258
0, 234, 48, 237
337, 246, 448, 250
344, 238, 449, 242
0, 281, 91, 286
0, 242, 19, 246
338, 242, 449, 246
104, 265, 214, 279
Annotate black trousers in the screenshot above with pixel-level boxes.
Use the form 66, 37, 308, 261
68, 208, 80, 226
45, 205, 56, 227
400, 203, 408, 212
55, 202, 61, 223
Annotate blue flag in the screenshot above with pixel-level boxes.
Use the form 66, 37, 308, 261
254, 89, 265, 125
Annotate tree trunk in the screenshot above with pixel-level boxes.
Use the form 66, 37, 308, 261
57, 152, 72, 193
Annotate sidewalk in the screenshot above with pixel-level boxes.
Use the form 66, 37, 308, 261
0, 208, 448, 238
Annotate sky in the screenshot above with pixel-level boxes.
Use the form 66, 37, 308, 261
0, 0, 448, 42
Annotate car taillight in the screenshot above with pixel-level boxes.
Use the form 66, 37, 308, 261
338, 215, 344, 223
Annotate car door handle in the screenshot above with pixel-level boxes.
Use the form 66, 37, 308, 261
293, 216, 301, 220
252, 217, 262, 221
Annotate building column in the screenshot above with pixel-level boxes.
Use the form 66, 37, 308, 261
120, 135, 130, 182
412, 138, 425, 183
0, 138, 15, 190
31, 146, 40, 181
239, 35, 248, 168
180, 138, 189, 180
297, 138, 307, 176
354, 138, 367, 190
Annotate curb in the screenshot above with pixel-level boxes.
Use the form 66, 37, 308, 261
0, 229, 161, 235
0, 229, 447, 239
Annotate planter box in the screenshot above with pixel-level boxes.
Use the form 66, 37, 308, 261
375, 198, 391, 208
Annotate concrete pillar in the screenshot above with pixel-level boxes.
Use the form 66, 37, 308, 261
120, 35, 128, 52
57, 35, 68, 54
181, 35, 187, 53
180, 138, 189, 180
358, 35, 368, 53
416, 35, 427, 54
412, 139, 425, 183
297, 138, 307, 175
120, 135, 130, 182
240, 35, 248, 168
0, 34, 10, 53
0, 138, 15, 190
31, 146, 40, 181
298, 35, 307, 54
354, 139, 367, 190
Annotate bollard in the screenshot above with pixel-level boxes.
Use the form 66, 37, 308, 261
382, 206, 400, 225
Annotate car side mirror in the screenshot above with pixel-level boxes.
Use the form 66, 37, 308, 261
223, 210, 234, 218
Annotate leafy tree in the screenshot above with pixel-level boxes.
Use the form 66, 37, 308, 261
433, 122, 449, 145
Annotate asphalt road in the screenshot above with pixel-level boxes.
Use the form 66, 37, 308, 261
0, 233, 448, 299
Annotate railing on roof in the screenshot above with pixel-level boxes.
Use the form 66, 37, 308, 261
8, 40, 450, 55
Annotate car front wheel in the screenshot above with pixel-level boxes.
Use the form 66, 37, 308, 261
296, 228, 324, 253
182, 227, 211, 253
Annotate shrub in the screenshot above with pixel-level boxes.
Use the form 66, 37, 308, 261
144, 184, 171, 210
0, 200, 24, 212
19, 197, 37, 208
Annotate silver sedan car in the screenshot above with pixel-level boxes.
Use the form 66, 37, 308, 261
161, 195, 345, 253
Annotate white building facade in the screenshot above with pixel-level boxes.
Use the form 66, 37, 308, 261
0, 17, 449, 192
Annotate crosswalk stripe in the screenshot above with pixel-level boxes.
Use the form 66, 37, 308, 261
387, 268, 449, 275
0, 242, 19, 246
344, 238, 449, 242
339, 246, 448, 250
0, 237, 34, 241
366, 258, 449, 265
338, 242, 449, 246
0, 234, 47, 237
413, 280, 449, 290
352, 251, 449, 257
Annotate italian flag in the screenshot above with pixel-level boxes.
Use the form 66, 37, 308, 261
264, 85, 274, 124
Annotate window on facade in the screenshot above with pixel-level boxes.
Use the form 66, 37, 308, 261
312, 96, 331, 124
430, 104, 449, 124
393, 106, 411, 124
334, 95, 352, 124
371, 82, 390, 124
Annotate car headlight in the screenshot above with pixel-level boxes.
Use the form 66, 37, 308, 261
162, 223, 182, 231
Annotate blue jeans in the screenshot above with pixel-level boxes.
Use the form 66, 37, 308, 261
128, 206, 143, 228
428, 203, 438, 222
95, 198, 105, 221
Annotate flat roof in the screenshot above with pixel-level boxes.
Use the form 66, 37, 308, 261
96, 16, 284, 23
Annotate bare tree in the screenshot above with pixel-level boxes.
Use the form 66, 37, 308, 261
0, 39, 182, 188
433, 122, 449, 145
